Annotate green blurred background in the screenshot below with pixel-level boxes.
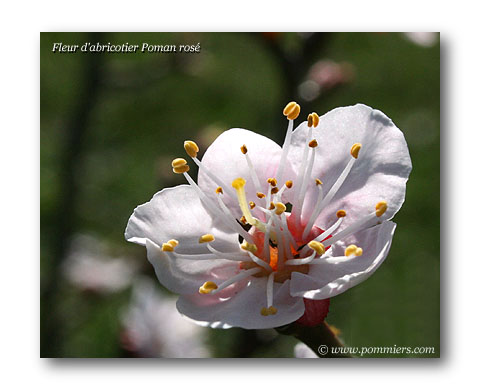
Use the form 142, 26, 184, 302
40, 32, 440, 358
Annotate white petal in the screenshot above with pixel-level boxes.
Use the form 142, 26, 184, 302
146, 239, 241, 295
176, 278, 305, 329
290, 221, 396, 299
289, 104, 411, 230
125, 184, 238, 253
198, 128, 296, 216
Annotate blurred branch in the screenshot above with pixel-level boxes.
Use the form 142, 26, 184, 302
41, 32, 106, 357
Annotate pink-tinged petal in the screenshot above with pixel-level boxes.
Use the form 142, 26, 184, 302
176, 279, 305, 329
146, 239, 241, 295
125, 184, 238, 253
289, 104, 411, 230
290, 221, 396, 299
198, 128, 296, 216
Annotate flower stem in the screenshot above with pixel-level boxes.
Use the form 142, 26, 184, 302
275, 321, 352, 358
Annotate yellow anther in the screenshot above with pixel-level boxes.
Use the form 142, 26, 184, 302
307, 112, 320, 128
241, 241, 258, 253
269, 202, 275, 210
199, 234, 215, 243
275, 202, 286, 215
375, 201, 388, 217
162, 243, 175, 252
283, 101, 301, 120
309, 139, 318, 148
257, 192, 266, 199
216, 187, 223, 194
355, 247, 363, 256
336, 209, 347, 218
240, 144, 248, 154
232, 177, 246, 190
283, 101, 296, 115
350, 143, 362, 159
173, 165, 190, 174
271, 187, 279, 194
308, 241, 325, 256
345, 244, 361, 257
171, 158, 188, 168
240, 216, 247, 224
184, 140, 199, 158
167, 239, 179, 247
285, 180, 293, 189
199, 281, 218, 294
260, 307, 269, 316
315, 178, 323, 186
249, 201, 256, 209
268, 306, 278, 315
267, 178, 277, 187
307, 114, 314, 128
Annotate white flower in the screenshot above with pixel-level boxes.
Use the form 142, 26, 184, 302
63, 234, 138, 294
125, 103, 411, 329
403, 32, 439, 48
121, 278, 210, 358
294, 342, 318, 358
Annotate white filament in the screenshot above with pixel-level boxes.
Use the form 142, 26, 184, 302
322, 211, 378, 248
302, 156, 356, 238
247, 251, 273, 271
215, 193, 255, 243
243, 152, 262, 194
192, 156, 236, 201
211, 267, 262, 294
266, 272, 275, 307
276, 119, 294, 184
292, 126, 313, 226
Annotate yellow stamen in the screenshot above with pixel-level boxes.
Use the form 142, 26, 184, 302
285, 180, 293, 189
240, 216, 247, 224
268, 306, 278, 315
336, 209, 346, 218
241, 241, 258, 253
249, 201, 256, 209
256, 192, 266, 199
308, 241, 325, 256
199, 234, 215, 243
173, 165, 190, 174
345, 244, 361, 257
307, 112, 320, 128
283, 101, 301, 120
260, 307, 269, 316
309, 139, 318, 148
275, 202, 286, 215
269, 202, 275, 210
216, 187, 223, 194
271, 187, 279, 194
184, 140, 199, 158
232, 177, 246, 190
162, 243, 175, 252
240, 144, 248, 154
315, 178, 323, 186
171, 158, 188, 168
167, 239, 179, 247
307, 114, 314, 128
267, 178, 277, 187
375, 201, 388, 217
350, 143, 362, 159
231, 177, 260, 228
199, 281, 218, 294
